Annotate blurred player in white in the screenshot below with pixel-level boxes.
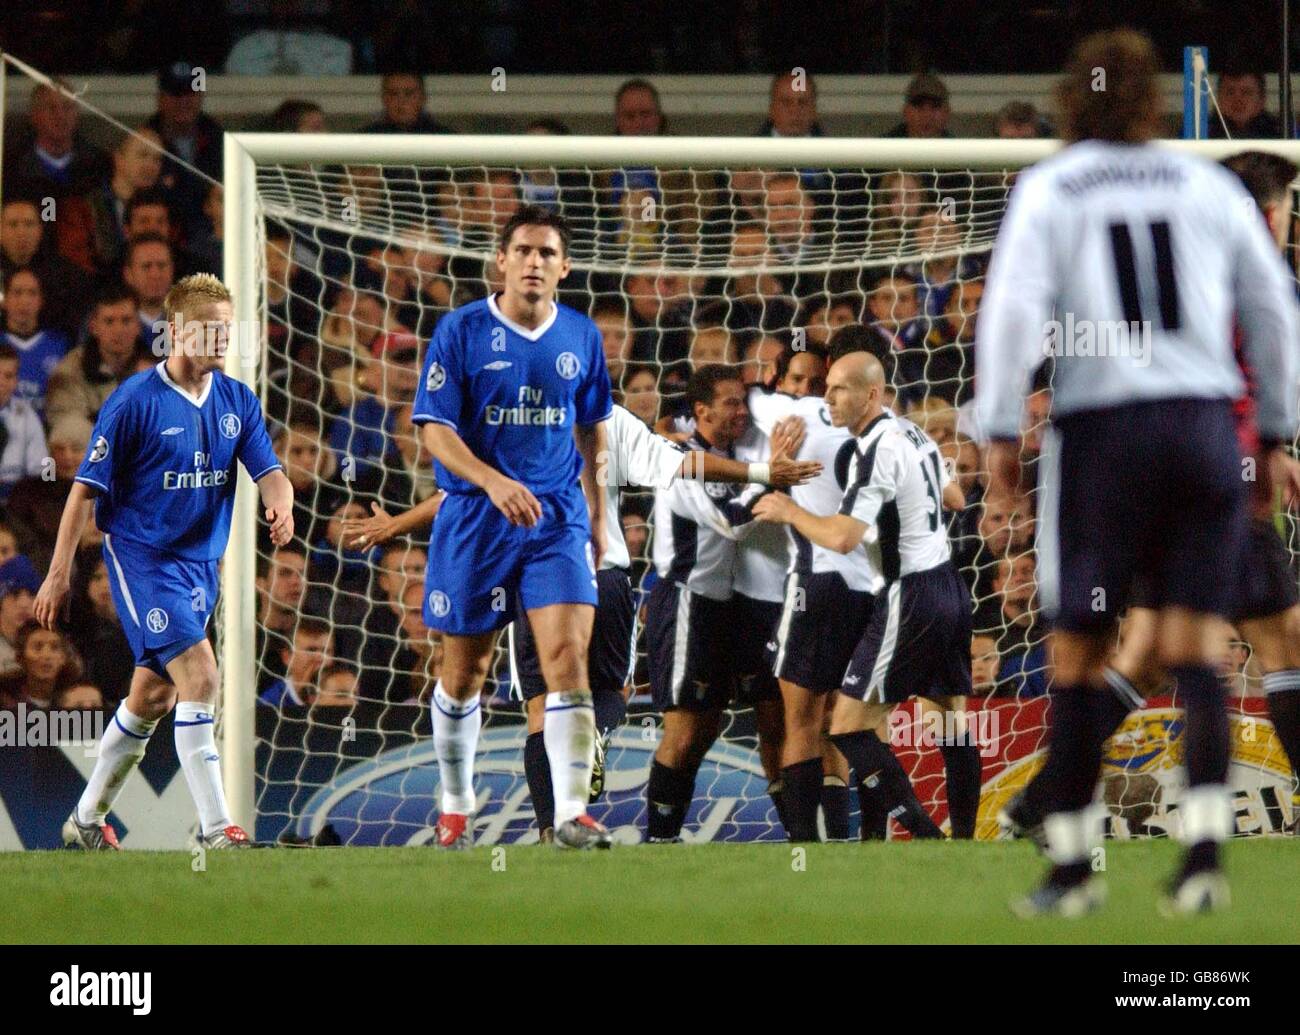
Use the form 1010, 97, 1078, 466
977, 31, 1300, 915
39, 274, 294, 850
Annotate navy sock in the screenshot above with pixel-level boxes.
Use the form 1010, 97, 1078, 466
820, 777, 851, 841
767, 780, 790, 834
593, 687, 628, 736
646, 760, 693, 840
1171, 665, 1229, 788
939, 742, 981, 839
1262, 676, 1300, 796
524, 731, 555, 833
781, 757, 824, 842
1044, 685, 1106, 814
831, 730, 941, 839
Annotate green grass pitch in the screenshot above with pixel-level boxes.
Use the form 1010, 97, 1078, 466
4, 839, 1298, 944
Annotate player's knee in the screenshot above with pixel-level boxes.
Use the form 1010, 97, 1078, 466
538, 643, 587, 690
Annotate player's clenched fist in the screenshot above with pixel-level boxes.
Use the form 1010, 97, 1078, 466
488, 473, 543, 526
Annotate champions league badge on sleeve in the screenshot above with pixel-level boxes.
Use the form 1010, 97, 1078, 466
288, 725, 784, 846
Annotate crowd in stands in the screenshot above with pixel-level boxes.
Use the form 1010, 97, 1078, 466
0, 63, 1282, 721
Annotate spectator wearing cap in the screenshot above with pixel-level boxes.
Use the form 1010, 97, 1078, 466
887, 72, 953, 138
6, 414, 91, 569
1209, 71, 1284, 139
0, 556, 42, 679
0, 197, 93, 341
362, 73, 452, 134
0, 342, 48, 501
0, 619, 85, 711
146, 61, 224, 243
3, 81, 108, 203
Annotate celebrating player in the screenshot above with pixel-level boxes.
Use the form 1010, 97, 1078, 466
753, 353, 978, 840
411, 205, 615, 850
977, 31, 1300, 915
40, 273, 294, 850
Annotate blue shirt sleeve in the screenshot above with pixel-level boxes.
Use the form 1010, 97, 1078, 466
411, 316, 464, 430
574, 322, 613, 426
74, 390, 133, 494
237, 386, 282, 481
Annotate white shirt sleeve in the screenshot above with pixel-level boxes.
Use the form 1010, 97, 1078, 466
975, 171, 1056, 440
612, 406, 686, 490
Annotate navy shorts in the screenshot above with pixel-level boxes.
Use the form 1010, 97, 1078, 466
646, 581, 735, 712
731, 593, 783, 705
424, 488, 598, 636
508, 567, 636, 700
1233, 517, 1300, 623
1038, 399, 1248, 631
842, 561, 973, 704
102, 533, 218, 678
770, 571, 875, 693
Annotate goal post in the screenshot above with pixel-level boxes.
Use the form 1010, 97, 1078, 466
222, 132, 1300, 842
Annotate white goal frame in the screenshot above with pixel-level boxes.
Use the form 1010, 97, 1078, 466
221, 131, 1300, 830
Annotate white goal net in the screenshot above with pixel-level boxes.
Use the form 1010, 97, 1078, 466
222, 134, 1300, 846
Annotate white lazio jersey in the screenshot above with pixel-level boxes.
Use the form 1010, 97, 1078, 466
977, 140, 1300, 441
749, 390, 879, 593
732, 419, 788, 603
600, 404, 685, 570
840, 412, 952, 588
652, 431, 766, 601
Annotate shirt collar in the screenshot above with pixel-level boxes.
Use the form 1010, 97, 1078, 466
487, 292, 558, 341
156, 359, 214, 408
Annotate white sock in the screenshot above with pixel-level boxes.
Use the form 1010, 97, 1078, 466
76, 703, 157, 825
173, 701, 232, 837
544, 689, 596, 826
1043, 804, 1106, 866
432, 682, 480, 815
1180, 784, 1233, 844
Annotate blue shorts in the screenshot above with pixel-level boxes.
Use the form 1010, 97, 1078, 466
424, 489, 598, 636
102, 533, 219, 678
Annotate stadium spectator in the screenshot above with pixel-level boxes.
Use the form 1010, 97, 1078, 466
921, 277, 982, 403
45, 286, 142, 426
626, 271, 691, 365
758, 69, 824, 138
395, 580, 441, 705
358, 545, 432, 704
187, 184, 223, 276
259, 618, 335, 710
908, 206, 982, 318
863, 272, 924, 396
271, 413, 349, 545
321, 286, 409, 408
309, 499, 374, 597
0, 559, 43, 679
256, 544, 310, 682
905, 397, 958, 447
618, 363, 661, 426
2, 267, 70, 412
886, 73, 953, 138
265, 99, 327, 134
869, 170, 926, 252
328, 346, 419, 484
0, 525, 18, 567
592, 299, 635, 382
763, 171, 821, 264
989, 553, 1047, 699
122, 188, 204, 278
3, 81, 107, 202
146, 62, 225, 242
69, 127, 164, 277
380, 403, 439, 507
449, 169, 522, 248
6, 414, 90, 569
968, 493, 1034, 618
741, 335, 784, 386
66, 551, 133, 704
224, 3, 353, 75
316, 662, 359, 708
971, 633, 1002, 695
798, 295, 857, 350
363, 73, 452, 134
1209, 71, 1283, 139
0, 343, 49, 501
401, 231, 454, 339
995, 100, 1047, 138
56, 683, 104, 711
0, 196, 92, 339
0, 619, 85, 711
121, 233, 176, 349
614, 78, 667, 136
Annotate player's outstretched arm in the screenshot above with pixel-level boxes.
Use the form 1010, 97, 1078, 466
422, 423, 541, 527
576, 420, 609, 569
340, 494, 446, 550
684, 450, 821, 488
752, 491, 868, 554
257, 469, 296, 547
34, 481, 96, 629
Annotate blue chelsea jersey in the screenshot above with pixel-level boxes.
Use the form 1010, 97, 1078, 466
411, 294, 613, 497
75, 362, 283, 561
